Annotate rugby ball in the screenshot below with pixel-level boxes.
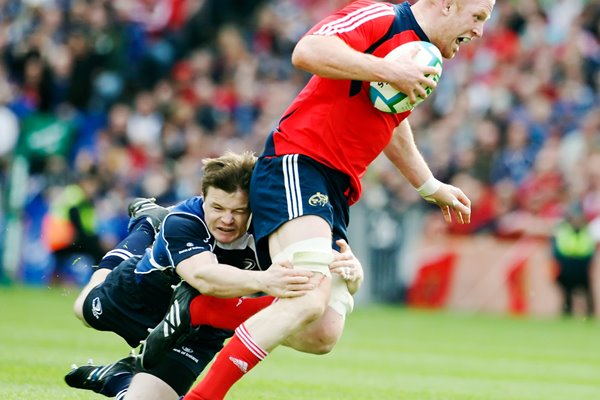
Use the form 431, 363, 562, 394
370, 41, 442, 114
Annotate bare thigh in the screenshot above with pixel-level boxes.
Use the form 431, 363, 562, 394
73, 268, 111, 323
124, 373, 179, 400
268, 215, 331, 258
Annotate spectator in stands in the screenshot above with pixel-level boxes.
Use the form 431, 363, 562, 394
0, 68, 18, 161
43, 169, 106, 284
551, 202, 596, 318
490, 118, 537, 186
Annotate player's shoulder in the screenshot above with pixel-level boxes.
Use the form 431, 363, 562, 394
336, 0, 397, 21
346, 0, 395, 10
373, 1, 428, 51
384, 1, 424, 34
162, 197, 209, 233
170, 196, 204, 215
318, 0, 396, 25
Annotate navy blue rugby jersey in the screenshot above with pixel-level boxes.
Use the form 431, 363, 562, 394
135, 196, 262, 275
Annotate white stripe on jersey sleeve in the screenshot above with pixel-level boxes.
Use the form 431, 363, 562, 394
315, 2, 390, 35
102, 248, 135, 261
314, 3, 395, 36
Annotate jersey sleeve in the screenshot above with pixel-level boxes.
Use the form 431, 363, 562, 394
306, 0, 396, 52
152, 212, 214, 268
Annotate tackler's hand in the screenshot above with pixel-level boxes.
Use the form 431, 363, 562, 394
330, 239, 364, 295
261, 261, 315, 298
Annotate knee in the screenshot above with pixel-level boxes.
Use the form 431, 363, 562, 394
73, 290, 91, 323
303, 324, 339, 355
288, 308, 344, 354
72, 268, 110, 323
73, 296, 85, 321
294, 289, 328, 324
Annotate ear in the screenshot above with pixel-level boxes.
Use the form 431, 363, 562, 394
441, 0, 456, 15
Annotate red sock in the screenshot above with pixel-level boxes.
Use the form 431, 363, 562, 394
184, 324, 267, 400
189, 295, 275, 330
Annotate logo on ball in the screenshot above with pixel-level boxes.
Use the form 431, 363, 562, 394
370, 41, 443, 114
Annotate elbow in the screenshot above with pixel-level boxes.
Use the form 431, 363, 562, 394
291, 48, 308, 71
291, 40, 316, 72
189, 277, 214, 295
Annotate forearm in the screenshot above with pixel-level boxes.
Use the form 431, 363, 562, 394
383, 120, 433, 188
176, 261, 263, 298
292, 35, 389, 81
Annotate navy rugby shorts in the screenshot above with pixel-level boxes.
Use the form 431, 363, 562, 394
82, 257, 172, 346
250, 154, 350, 267
148, 327, 230, 395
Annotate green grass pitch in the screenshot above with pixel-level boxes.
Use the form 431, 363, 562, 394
1, 285, 599, 399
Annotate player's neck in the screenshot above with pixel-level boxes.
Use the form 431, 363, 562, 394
410, 0, 437, 41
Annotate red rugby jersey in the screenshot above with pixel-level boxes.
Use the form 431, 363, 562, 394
265, 0, 430, 205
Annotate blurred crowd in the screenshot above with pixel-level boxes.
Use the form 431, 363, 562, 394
365, 0, 600, 240
2, 0, 600, 286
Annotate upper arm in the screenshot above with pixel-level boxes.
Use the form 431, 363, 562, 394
175, 251, 218, 283
304, 1, 395, 52
384, 119, 412, 160
292, 3, 399, 83
291, 34, 348, 70
383, 119, 433, 188
153, 212, 214, 268
292, 1, 395, 68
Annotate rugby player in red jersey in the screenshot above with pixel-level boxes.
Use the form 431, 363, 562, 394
146, 1, 493, 398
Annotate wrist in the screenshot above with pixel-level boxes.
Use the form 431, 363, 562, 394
253, 271, 266, 293
416, 176, 442, 197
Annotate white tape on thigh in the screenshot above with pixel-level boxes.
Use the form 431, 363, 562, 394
273, 237, 332, 278
328, 273, 354, 317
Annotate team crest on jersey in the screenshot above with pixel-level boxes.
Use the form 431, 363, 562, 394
243, 259, 256, 270
308, 192, 329, 207
92, 297, 102, 319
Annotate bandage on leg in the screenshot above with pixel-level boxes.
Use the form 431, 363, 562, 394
272, 238, 353, 317
328, 273, 354, 317
273, 237, 333, 278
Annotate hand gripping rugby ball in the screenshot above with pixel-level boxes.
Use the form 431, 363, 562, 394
370, 41, 443, 114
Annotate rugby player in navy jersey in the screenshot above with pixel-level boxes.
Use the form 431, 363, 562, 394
175, 1, 492, 398
65, 152, 316, 400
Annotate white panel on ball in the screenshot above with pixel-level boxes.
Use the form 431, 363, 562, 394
369, 41, 443, 114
